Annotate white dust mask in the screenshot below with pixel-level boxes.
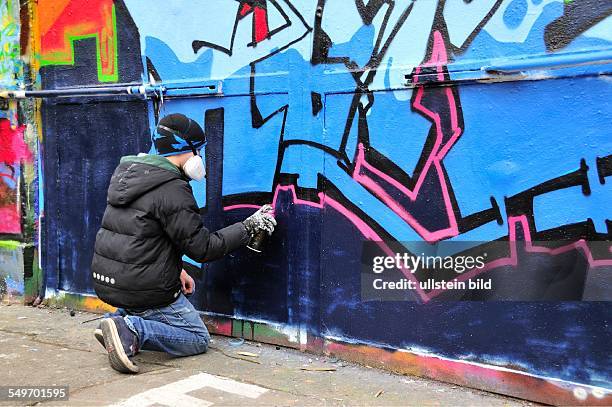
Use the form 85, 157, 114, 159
183, 154, 205, 181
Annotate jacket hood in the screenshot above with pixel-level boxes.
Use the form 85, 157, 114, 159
107, 154, 184, 206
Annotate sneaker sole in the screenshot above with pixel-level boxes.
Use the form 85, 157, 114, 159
94, 328, 105, 349
100, 319, 139, 374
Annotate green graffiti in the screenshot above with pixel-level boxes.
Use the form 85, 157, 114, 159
0, 0, 20, 86
0, 240, 21, 250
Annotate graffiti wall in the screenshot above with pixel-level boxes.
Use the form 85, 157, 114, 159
1, 0, 23, 298
30, 0, 612, 401
1, 0, 41, 301
0, 0, 23, 236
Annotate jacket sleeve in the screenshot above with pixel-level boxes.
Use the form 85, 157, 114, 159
157, 182, 249, 263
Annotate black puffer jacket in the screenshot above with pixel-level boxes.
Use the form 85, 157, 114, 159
92, 154, 249, 309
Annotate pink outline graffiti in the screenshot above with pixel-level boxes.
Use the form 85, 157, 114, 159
220, 31, 610, 302
224, 203, 262, 211
425, 215, 612, 299
248, 184, 429, 300
352, 30, 462, 242
272, 184, 380, 240
224, 186, 610, 302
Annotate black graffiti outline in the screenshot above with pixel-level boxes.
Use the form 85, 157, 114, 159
544, 0, 612, 51
191, 0, 300, 56
228, 0, 612, 251
443, 0, 504, 55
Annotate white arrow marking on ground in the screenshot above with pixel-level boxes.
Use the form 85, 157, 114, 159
111, 372, 268, 407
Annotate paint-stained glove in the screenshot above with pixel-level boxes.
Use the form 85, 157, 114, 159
242, 204, 277, 236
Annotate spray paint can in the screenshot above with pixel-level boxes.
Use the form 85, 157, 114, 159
247, 229, 267, 253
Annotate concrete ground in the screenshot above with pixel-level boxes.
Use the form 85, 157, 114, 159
0, 303, 536, 406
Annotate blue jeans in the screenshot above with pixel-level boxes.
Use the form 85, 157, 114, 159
106, 294, 210, 357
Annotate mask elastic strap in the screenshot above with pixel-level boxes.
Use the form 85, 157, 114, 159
186, 140, 198, 156
157, 124, 178, 137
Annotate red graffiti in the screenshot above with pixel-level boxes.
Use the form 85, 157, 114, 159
0, 119, 29, 164
239, 1, 270, 43
0, 119, 29, 235
39, 0, 117, 82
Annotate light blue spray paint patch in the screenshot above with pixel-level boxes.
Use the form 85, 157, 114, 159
144, 37, 213, 82
444, 76, 612, 230
124, 0, 238, 64
364, 90, 430, 179
534, 182, 611, 234
503, 0, 528, 29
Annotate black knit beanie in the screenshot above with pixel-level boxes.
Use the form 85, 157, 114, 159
154, 113, 206, 156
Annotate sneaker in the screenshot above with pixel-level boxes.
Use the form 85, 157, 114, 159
94, 327, 105, 349
100, 317, 139, 373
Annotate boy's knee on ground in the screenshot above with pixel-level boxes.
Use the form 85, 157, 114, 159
196, 332, 210, 353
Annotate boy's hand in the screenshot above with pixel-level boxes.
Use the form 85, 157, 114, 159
243, 204, 277, 236
180, 269, 195, 295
